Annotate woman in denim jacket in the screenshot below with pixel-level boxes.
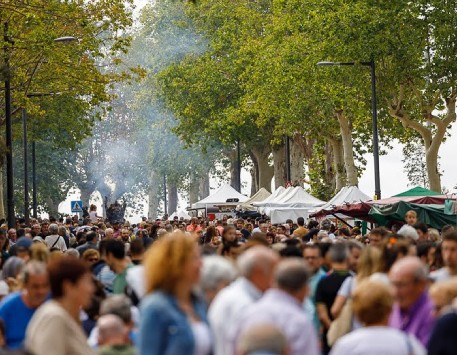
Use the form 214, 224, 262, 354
139, 233, 212, 355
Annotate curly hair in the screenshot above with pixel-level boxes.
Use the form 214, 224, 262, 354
144, 232, 197, 294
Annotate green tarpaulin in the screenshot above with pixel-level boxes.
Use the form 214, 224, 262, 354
394, 186, 441, 197
368, 201, 457, 229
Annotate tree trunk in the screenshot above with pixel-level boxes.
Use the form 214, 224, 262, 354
389, 91, 457, 193
226, 148, 240, 191
251, 146, 273, 191
79, 188, 93, 208
248, 151, 259, 195
324, 140, 337, 192
0, 165, 5, 219
250, 168, 257, 196
336, 110, 358, 186
198, 172, 210, 200
272, 145, 286, 189
189, 172, 199, 205
168, 182, 178, 215
45, 197, 59, 217
290, 134, 305, 186
148, 170, 160, 220
328, 137, 346, 191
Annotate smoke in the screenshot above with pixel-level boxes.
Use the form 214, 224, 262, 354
79, 0, 209, 213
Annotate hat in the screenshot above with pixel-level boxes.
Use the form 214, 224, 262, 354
16, 237, 32, 251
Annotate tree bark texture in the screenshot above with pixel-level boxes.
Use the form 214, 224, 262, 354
168, 181, 178, 215
148, 170, 160, 220
328, 137, 346, 191
290, 134, 305, 186
272, 145, 286, 190
251, 145, 273, 192
335, 110, 359, 186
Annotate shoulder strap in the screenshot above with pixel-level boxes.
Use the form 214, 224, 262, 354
50, 236, 60, 249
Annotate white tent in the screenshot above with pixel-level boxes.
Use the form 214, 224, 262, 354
169, 210, 192, 220
313, 186, 371, 214
237, 188, 271, 211
269, 208, 313, 224
258, 186, 326, 208
192, 184, 249, 209
253, 186, 287, 214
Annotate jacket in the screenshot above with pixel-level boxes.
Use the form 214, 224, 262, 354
139, 290, 208, 355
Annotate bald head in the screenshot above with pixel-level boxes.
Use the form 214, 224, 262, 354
98, 314, 128, 346
237, 246, 279, 292
237, 324, 288, 355
389, 256, 428, 310
275, 258, 310, 300
389, 256, 428, 282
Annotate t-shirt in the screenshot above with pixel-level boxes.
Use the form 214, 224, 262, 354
315, 270, 351, 352
44, 235, 67, 251
98, 344, 136, 355
0, 292, 36, 349
113, 264, 133, 295
330, 326, 426, 355
315, 270, 351, 321
430, 267, 451, 282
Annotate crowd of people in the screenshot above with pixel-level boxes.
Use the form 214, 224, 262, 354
0, 208, 455, 354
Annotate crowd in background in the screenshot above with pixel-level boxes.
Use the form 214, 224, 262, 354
0, 206, 455, 354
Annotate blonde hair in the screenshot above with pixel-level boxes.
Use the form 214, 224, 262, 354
352, 280, 393, 325
405, 210, 417, 218
29, 243, 50, 263
356, 246, 382, 281
144, 232, 197, 294
82, 249, 100, 262
429, 279, 457, 306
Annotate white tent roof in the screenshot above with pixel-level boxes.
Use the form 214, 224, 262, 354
253, 186, 287, 207
255, 186, 326, 208
192, 184, 248, 209
237, 188, 271, 211
315, 186, 370, 212
169, 210, 192, 220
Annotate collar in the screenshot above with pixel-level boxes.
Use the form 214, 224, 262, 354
264, 288, 301, 308
400, 290, 429, 317
237, 277, 263, 300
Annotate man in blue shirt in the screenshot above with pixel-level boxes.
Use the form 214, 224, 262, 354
0, 261, 49, 349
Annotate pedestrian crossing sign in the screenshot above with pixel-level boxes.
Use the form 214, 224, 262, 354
71, 200, 83, 213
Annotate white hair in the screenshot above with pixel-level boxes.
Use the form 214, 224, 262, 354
200, 256, 237, 291
97, 314, 126, 343
237, 246, 278, 278
397, 225, 419, 241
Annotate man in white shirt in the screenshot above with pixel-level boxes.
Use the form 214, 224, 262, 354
208, 246, 279, 355
236, 258, 319, 355
44, 224, 67, 251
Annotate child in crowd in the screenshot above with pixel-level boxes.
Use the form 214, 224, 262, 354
405, 210, 418, 226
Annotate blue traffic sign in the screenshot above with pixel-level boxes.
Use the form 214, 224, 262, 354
71, 200, 83, 213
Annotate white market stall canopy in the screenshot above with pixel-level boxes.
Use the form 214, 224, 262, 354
192, 183, 249, 209
269, 208, 312, 224
254, 186, 326, 208
237, 188, 271, 211
169, 210, 192, 220
312, 186, 371, 216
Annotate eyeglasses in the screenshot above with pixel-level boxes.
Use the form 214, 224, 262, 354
88, 258, 99, 262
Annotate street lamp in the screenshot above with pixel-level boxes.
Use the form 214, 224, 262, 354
317, 59, 381, 200
24, 93, 62, 221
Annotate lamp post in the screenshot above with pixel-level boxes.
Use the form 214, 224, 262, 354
317, 59, 381, 200
236, 139, 241, 193
20, 36, 78, 221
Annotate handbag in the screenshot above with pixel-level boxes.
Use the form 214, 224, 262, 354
327, 278, 354, 347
